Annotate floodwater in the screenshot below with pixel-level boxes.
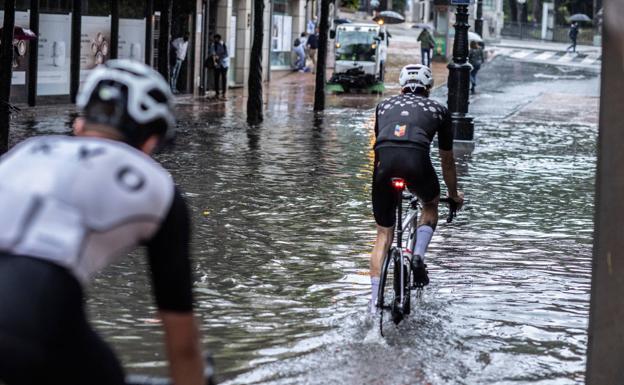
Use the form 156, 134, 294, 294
8, 57, 599, 384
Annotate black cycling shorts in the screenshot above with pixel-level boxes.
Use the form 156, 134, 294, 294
0, 254, 125, 385
372, 147, 440, 227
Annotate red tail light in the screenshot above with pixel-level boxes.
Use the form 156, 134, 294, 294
391, 178, 406, 190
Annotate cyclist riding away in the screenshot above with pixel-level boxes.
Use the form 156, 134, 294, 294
0, 60, 205, 385
370, 64, 464, 312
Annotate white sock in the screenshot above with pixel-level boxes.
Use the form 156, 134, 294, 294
415, 225, 434, 261
370, 277, 380, 309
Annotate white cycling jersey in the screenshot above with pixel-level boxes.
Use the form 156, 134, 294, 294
0, 136, 175, 283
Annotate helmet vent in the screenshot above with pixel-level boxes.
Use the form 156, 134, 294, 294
148, 89, 167, 104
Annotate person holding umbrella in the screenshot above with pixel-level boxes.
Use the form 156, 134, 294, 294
417, 28, 435, 67
468, 40, 485, 94
567, 21, 579, 53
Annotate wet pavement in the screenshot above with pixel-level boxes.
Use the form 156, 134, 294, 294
7, 56, 599, 384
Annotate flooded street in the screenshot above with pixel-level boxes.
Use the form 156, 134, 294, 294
9, 56, 599, 384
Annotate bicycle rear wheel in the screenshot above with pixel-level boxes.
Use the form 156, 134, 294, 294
377, 247, 394, 312
393, 253, 411, 318
377, 247, 395, 336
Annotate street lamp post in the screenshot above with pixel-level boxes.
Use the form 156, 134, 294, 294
447, 1, 474, 143
474, 0, 483, 37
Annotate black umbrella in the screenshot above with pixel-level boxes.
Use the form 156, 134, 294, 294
568, 13, 592, 23
372, 11, 405, 25
334, 18, 352, 25
412, 23, 433, 30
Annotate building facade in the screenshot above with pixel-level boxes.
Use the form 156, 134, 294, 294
0, 0, 316, 104
408, 0, 504, 41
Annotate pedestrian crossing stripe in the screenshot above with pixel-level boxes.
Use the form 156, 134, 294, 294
493, 47, 601, 68
494, 47, 513, 56
557, 53, 575, 62
510, 50, 534, 59
581, 55, 599, 65
535, 51, 556, 61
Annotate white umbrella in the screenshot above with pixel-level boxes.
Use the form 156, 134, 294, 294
568, 13, 592, 23
468, 31, 483, 43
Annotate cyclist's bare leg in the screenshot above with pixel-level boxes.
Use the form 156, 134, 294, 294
371, 225, 394, 277
416, 196, 439, 260
369, 225, 393, 311
411, 196, 439, 287
419, 196, 439, 229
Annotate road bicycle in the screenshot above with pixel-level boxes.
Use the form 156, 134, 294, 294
126, 354, 216, 385
376, 178, 457, 335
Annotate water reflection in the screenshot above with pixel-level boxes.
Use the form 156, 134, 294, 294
7, 58, 599, 384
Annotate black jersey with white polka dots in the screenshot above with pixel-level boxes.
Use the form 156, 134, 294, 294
374, 93, 453, 151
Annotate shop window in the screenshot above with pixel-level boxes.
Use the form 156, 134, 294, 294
40, 0, 72, 13
270, 13, 293, 68
120, 0, 145, 19
273, 0, 290, 15
83, 0, 111, 16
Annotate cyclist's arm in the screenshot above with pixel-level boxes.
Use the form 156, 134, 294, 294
437, 112, 462, 203
374, 105, 383, 166
146, 188, 204, 385
160, 311, 203, 385
440, 149, 458, 197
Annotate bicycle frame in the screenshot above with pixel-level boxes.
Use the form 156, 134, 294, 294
391, 179, 418, 317
378, 178, 458, 331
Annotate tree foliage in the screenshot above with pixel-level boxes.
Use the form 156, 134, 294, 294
504, 0, 595, 25
392, 0, 406, 14
340, 0, 359, 10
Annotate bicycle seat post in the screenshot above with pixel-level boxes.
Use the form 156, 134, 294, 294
391, 178, 406, 248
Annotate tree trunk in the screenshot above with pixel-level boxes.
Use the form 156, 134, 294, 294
247, 0, 265, 125
521, 2, 528, 23
508, 0, 518, 22
532, 0, 542, 24
110, 0, 119, 59
157, 0, 172, 81
313, 0, 330, 112
69, 0, 81, 103
0, 0, 16, 154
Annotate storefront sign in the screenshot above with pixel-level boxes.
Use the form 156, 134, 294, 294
38, 13, 71, 95
0, 11, 30, 88
118, 18, 146, 62
272, 14, 284, 52
80, 16, 111, 84
271, 14, 293, 68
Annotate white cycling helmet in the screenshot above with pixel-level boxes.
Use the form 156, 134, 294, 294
399, 64, 434, 93
77, 59, 175, 148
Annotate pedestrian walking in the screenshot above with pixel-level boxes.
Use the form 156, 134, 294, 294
307, 27, 319, 73
417, 28, 435, 67
300, 32, 309, 65
208, 34, 229, 100
170, 32, 189, 93
468, 40, 485, 94
378, 32, 387, 82
567, 22, 579, 53
307, 17, 317, 35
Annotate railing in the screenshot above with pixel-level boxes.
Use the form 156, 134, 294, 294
501, 22, 595, 45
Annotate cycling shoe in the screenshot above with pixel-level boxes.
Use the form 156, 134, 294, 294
411, 255, 429, 288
